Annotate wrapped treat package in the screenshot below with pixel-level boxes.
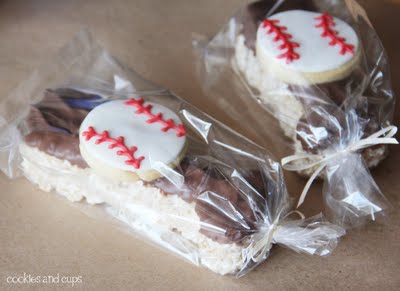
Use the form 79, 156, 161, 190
194, 0, 397, 228
0, 30, 345, 277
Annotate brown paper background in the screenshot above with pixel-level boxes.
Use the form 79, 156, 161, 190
0, 0, 399, 290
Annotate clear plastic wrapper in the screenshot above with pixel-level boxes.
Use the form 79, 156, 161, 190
194, 0, 397, 228
0, 30, 345, 277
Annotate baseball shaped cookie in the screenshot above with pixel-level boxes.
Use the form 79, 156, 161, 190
256, 10, 360, 85
79, 98, 187, 182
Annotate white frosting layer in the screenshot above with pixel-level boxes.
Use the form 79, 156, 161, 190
79, 100, 186, 172
256, 10, 359, 73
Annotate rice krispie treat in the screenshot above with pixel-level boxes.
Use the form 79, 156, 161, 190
233, 1, 389, 174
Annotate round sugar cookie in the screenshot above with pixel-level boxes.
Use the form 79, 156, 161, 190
79, 98, 187, 182
256, 10, 360, 85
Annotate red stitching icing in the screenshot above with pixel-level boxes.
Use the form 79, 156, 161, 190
315, 12, 355, 55
261, 19, 300, 64
82, 126, 144, 169
124, 98, 186, 137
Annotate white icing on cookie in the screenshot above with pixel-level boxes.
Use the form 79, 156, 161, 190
256, 10, 359, 73
79, 99, 186, 173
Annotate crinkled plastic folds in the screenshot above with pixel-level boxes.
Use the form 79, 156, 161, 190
0, 29, 344, 277
194, 0, 395, 229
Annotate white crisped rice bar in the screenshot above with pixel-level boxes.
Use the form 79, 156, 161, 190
19, 143, 245, 275
234, 34, 304, 139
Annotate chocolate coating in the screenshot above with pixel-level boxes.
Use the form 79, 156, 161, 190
296, 108, 387, 161
153, 157, 263, 244
296, 108, 345, 154
241, 1, 272, 51
24, 90, 91, 168
25, 131, 87, 168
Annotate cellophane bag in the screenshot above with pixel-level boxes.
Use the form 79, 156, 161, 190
194, 0, 397, 229
0, 30, 345, 277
